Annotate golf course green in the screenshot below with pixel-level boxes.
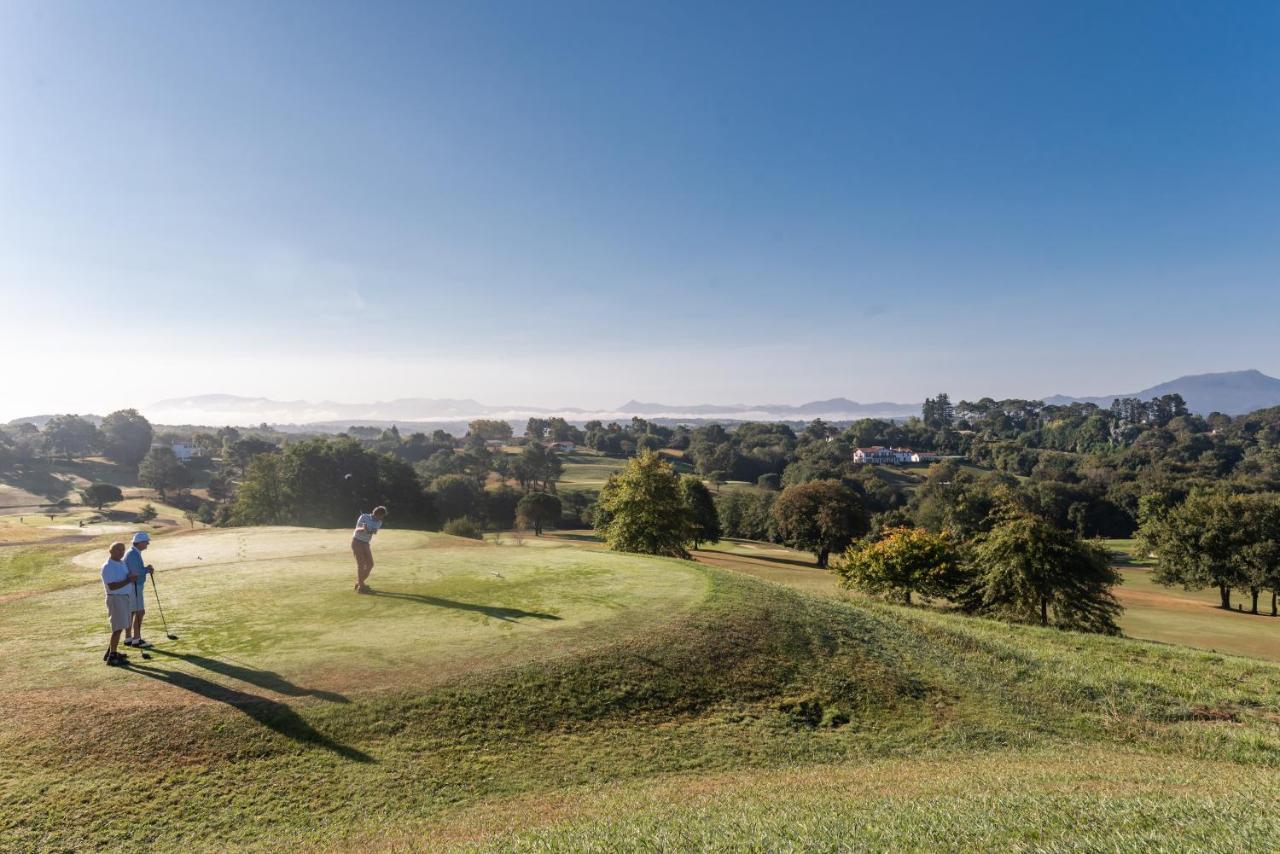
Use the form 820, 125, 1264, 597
4, 525, 1280, 850
6, 527, 707, 699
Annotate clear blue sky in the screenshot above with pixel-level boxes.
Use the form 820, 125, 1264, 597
2, 1, 1279, 419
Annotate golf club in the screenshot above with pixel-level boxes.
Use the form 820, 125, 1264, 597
150, 570, 179, 640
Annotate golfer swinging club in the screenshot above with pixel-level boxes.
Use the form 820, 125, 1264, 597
351, 505, 387, 594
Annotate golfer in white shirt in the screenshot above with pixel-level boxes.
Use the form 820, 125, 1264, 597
101, 542, 135, 666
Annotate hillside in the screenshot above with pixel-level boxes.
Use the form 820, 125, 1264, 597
4, 526, 1280, 849
1047, 368, 1280, 414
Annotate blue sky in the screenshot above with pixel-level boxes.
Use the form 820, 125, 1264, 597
2, 1, 1279, 419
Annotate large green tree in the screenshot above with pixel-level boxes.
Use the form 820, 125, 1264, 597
838, 527, 968, 604
771, 480, 869, 568
229, 437, 430, 528
100, 409, 153, 467
967, 514, 1122, 633
515, 443, 562, 492
276, 437, 379, 527
138, 446, 191, 501
1212, 493, 1280, 615
42, 414, 100, 461
226, 438, 279, 477
516, 491, 561, 536
681, 477, 721, 549
431, 474, 484, 523
596, 452, 691, 558
229, 454, 286, 525
1139, 491, 1248, 610
717, 489, 775, 540
468, 420, 513, 441
80, 482, 124, 510
922, 392, 954, 429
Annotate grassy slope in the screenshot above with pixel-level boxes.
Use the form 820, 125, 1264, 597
4, 528, 1280, 849
444, 750, 1280, 851
694, 533, 1280, 666
0, 456, 140, 505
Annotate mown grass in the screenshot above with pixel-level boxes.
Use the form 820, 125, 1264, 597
556, 453, 626, 496
0, 543, 90, 597
444, 749, 1280, 851
698, 534, 1280, 665
4, 527, 1280, 850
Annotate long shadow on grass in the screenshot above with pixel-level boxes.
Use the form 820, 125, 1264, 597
123, 662, 373, 763
149, 649, 349, 703
371, 590, 561, 622
696, 549, 821, 570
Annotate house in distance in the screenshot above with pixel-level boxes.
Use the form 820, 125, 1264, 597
852, 446, 941, 465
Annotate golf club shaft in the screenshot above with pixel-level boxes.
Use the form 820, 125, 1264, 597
150, 572, 174, 637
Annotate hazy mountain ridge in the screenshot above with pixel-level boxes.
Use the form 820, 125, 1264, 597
135, 395, 923, 427
12, 370, 1280, 428
1045, 369, 1280, 415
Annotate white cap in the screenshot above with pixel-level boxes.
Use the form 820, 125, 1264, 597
132, 532, 151, 544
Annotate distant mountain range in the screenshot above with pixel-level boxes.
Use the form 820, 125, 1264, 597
11, 370, 1280, 429
613, 398, 922, 419
1045, 369, 1280, 416
138, 394, 924, 428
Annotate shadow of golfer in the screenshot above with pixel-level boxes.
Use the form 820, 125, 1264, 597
370, 591, 561, 623
148, 650, 349, 703
123, 662, 373, 764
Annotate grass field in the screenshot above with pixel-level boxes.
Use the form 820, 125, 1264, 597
690, 535, 1280, 666
5, 524, 1280, 849
441, 749, 1280, 850
555, 452, 626, 495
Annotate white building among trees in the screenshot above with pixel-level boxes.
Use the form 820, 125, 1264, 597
170, 442, 199, 461
853, 446, 913, 465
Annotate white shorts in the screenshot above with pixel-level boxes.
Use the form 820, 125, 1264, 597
130, 583, 146, 614
106, 595, 132, 632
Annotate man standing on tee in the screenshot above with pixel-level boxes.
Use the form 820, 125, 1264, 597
123, 532, 154, 648
101, 541, 135, 666
351, 505, 387, 593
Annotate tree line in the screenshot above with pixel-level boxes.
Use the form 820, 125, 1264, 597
12, 396, 1280, 626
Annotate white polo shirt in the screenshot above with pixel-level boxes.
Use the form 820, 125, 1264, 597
101, 559, 130, 596
352, 513, 382, 543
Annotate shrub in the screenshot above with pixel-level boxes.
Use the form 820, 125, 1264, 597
442, 517, 484, 540
838, 527, 968, 605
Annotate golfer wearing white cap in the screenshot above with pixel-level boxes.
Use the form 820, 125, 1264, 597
123, 532, 154, 648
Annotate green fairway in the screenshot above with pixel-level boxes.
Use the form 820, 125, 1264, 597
1114, 567, 1280, 662
556, 452, 626, 495
6, 526, 1280, 850
692, 537, 846, 597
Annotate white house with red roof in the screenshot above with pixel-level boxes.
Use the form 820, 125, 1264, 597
853, 446, 915, 465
